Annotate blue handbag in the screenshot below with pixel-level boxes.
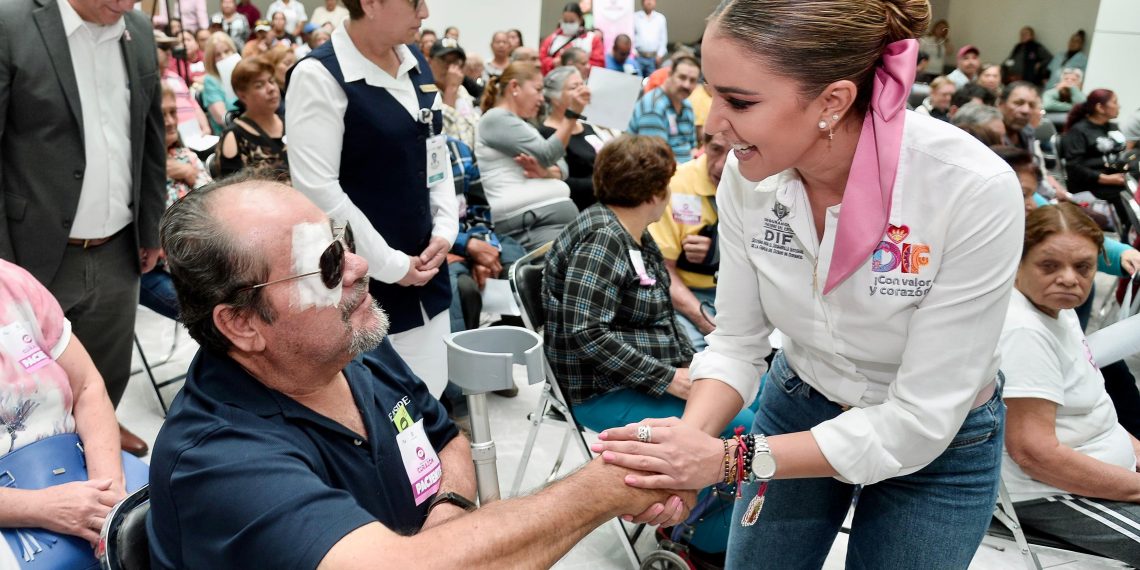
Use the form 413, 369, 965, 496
0, 433, 149, 569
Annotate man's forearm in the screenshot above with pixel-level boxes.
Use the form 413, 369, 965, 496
322, 460, 667, 570
423, 461, 649, 568
422, 434, 476, 529
665, 261, 705, 325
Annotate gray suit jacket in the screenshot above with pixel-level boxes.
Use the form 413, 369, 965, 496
0, 0, 165, 285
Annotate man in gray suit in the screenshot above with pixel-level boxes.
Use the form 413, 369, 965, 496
0, 0, 166, 455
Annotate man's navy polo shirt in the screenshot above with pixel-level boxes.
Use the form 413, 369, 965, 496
147, 338, 458, 569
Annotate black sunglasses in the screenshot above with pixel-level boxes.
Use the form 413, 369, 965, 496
238, 222, 356, 293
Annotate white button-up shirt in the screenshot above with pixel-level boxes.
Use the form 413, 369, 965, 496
632, 10, 667, 57
691, 112, 1024, 485
59, 0, 133, 239
287, 23, 457, 285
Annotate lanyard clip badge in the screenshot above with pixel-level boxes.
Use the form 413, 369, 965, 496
419, 108, 435, 137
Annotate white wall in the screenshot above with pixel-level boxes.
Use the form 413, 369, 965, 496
422, 0, 543, 61
1085, 0, 1140, 116
944, 0, 1099, 69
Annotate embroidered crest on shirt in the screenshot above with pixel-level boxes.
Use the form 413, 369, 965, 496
749, 201, 804, 260
868, 224, 934, 298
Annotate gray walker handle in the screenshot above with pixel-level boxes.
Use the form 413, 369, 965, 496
445, 327, 545, 505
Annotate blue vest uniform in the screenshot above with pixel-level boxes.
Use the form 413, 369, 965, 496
298, 42, 450, 334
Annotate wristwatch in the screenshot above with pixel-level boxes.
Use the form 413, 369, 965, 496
750, 434, 777, 482
426, 491, 478, 514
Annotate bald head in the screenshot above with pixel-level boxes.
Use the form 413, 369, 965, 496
161, 176, 312, 354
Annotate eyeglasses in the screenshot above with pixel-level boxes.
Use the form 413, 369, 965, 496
238, 222, 356, 293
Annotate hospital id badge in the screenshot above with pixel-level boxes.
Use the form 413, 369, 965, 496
667, 114, 679, 136
397, 418, 443, 505
426, 135, 448, 187
0, 321, 51, 372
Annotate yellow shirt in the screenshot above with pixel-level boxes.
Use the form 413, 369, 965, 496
649, 154, 718, 290
688, 85, 712, 128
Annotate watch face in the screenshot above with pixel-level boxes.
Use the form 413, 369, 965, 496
752, 454, 777, 480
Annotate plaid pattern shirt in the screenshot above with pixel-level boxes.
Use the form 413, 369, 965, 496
543, 204, 695, 405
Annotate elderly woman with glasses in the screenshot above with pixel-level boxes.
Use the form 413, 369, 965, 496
287, 0, 457, 397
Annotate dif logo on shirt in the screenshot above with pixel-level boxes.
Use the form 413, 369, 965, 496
871, 224, 930, 274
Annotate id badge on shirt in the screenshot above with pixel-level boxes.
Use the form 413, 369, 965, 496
396, 418, 443, 505
667, 114, 679, 136
0, 321, 51, 373
671, 194, 703, 225
426, 135, 448, 187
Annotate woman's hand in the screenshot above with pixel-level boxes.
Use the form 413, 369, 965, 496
592, 417, 726, 491
622, 490, 697, 527
566, 85, 591, 115
515, 153, 549, 179
1122, 249, 1140, 276
1100, 173, 1127, 186
36, 479, 118, 545
167, 158, 199, 185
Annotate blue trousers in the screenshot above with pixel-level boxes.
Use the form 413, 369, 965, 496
574, 387, 761, 553
726, 351, 1004, 569
139, 269, 180, 321
636, 55, 658, 78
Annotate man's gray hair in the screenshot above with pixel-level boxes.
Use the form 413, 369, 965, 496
160, 172, 279, 354
951, 101, 1003, 128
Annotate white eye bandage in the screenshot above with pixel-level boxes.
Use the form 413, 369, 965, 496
290, 222, 343, 310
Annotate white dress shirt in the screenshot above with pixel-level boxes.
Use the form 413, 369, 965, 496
691, 112, 1024, 485
287, 24, 457, 285
267, 0, 307, 33
632, 10, 667, 57
59, 0, 133, 239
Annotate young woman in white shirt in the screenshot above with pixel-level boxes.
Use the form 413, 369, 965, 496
592, 0, 1025, 567
1000, 203, 1140, 565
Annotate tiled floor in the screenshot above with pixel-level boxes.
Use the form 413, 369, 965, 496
122, 280, 1135, 568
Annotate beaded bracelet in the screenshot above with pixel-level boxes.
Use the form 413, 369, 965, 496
743, 434, 756, 477
722, 438, 734, 486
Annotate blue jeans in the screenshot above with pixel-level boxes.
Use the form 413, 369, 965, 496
675, 287, 716, 351
139, 269, 180, 321
574, 388, 761, 553
636, 55, 658, 78
726, 351, 1005, 569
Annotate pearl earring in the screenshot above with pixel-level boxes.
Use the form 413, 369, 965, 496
818, 120, 828, 130
832, 114, 840, 121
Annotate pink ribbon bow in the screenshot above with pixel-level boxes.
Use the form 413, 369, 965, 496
823, 39, 918, 295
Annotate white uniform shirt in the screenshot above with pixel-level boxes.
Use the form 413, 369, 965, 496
59, 0, 133, 239
632, 10, 667, 57
1000, 290, 1136, 502
691, 112, 1024, 485
287, 24, 458, 285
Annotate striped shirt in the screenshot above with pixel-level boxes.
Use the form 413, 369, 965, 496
543, 204, 694, 405
628, 87, 696, 163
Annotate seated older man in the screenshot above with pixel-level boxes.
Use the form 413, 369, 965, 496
148, 174, 684, 568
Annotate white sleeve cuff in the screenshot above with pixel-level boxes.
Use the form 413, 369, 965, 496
689, 349, 763, 408
811, 408, 905, 485
50, 318, 72, 361
372, 250, 410, 284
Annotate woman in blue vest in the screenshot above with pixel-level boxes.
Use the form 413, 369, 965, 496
286, 0, 458, 397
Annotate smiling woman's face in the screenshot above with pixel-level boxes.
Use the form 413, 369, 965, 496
1016, 231, 1098, 317
700, 26, 831, 182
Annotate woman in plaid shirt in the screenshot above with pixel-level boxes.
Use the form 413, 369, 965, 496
543, 135, 757, 561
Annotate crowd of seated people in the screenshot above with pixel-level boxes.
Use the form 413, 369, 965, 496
12, 0, 1140, 566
